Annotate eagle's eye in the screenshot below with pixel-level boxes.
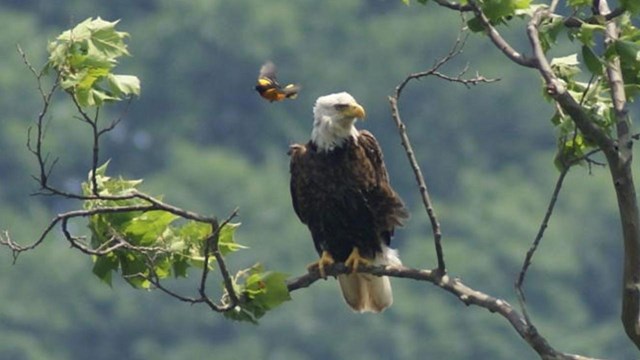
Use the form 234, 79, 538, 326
333, 104, 350, 111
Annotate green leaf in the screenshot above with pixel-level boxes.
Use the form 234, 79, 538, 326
466, 16, 485, 33
124, 211, 179, 246
550, 54, 581, 79
223, 264, 291, 324
107, 74, 141, 97
92, 253, 119, 286
218, 222, 248, 256
46, 17, 140, 107
118, 252, 151, 288
614, 40, 640, 63
83, 161, 143, 197
482, 0, 531, 22
177, 220, 211, 243
582, 45, 603, 75
625, 84, 640, 101
567, 0, 590, 7
571, 23, 605, 47
554, 134, 587, 171
538, 16, 565, 53
172, 257, 190, 278
254, 271, 291, 309
613, 40, 640, 89
621, 0, 640, 15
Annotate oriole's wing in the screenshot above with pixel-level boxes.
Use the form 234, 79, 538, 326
258, 61, 278, 81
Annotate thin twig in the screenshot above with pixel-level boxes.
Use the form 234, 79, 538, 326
199, 209, 240, 312
388, 96, 445, 273
389, 26, 498, 274
515, 166, 569, 325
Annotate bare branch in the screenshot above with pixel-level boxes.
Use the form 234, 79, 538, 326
396, 30, 499, 96
389, 26, 499, 274
388, 96, 446, 272
515, 164, 570, 325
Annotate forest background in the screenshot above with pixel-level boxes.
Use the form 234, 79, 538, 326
1, 0, 638, 359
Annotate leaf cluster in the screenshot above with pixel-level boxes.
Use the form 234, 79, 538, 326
82, 162, 290, 322
47, 17, 140, 107
536, 12, 640, 169
83, 162, 245, 288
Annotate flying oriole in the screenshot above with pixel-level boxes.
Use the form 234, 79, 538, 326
255, 61, 300, 102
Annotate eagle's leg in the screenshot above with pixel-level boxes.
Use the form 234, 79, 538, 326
344, 247, 372, 273
307, 250, 335, 279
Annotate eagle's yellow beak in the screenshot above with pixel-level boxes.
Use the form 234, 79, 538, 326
344, 103, 366, 120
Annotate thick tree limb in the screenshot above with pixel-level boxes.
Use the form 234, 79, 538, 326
287, 264, 603, 360
597, 0, 640, 348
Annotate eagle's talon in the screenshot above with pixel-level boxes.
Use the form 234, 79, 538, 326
307, 250, 335, 279
344, 247, 372, 273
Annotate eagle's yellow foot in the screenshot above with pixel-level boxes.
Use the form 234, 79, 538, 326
344, 247, 372, 273
307, 250, 335, 279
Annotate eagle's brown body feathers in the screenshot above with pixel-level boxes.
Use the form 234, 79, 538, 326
289, 131, 408, 262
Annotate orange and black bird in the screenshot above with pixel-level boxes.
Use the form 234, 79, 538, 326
255, 61, 300, 102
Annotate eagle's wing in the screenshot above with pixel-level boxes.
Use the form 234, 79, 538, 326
288, 143, 309, 225
358, 130, 410, 233
358, 130, 390, 186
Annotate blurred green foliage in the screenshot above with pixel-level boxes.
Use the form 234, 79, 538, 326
0, 0, 639, 359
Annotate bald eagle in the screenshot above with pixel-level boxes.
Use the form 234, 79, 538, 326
289, 92, 409, 313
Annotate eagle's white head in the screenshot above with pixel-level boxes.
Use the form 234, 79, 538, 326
311, 92, 366, 151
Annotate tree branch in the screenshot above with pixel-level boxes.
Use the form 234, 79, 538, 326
389, 27, 498, 274
467, 0, 538, 68
514, 147, 602, 326
200, 209, 240, 312
4, 45, 249, 319
564, 7, 625, 28
287, 264, 603, 360
596, 0, 640, 348
516, 166, 569, 326
432, 0, 473, 12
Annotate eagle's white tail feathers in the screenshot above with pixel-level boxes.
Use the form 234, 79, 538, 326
337, 245, 401, 313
